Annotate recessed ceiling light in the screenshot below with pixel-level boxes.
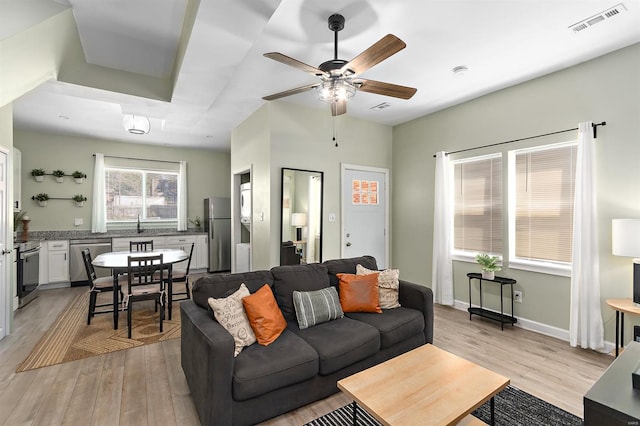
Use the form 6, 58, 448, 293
452, 66, 468, 77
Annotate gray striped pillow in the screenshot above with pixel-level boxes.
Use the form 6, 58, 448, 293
293, 287, 344, 329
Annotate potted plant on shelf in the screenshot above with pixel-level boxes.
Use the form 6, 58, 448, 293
72, 194, 87, 207
52, 169, 65, 182
72, 171, 86, 183
31, 168, 45, 182
475, 253, 502, 280
189, 216, 202, 231
34, 193, 49, 207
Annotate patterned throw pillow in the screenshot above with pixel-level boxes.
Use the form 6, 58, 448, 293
356, 264, 401, 309
207, 283, 256, 357
293, 287, 344, 329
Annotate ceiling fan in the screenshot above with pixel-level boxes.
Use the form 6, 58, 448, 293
262, 13, 417, 116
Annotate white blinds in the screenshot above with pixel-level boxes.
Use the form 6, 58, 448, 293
515, 144, 577, 263
453, 155, 502, 255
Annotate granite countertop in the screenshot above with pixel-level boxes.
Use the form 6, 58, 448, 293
22, 228, 206, 242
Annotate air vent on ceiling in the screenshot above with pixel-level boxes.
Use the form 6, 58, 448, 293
569, 3, 627, 33
370, 102, 391, 110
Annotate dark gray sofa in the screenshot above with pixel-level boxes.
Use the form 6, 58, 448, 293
180, 256, 434, 426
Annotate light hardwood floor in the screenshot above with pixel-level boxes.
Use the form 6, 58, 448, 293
0, 287, 613, 425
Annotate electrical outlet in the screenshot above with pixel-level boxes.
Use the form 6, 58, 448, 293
514, 290, 523, 303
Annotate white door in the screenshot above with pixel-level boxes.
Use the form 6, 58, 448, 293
341, 164, 389, 268
0, 150, 8, 340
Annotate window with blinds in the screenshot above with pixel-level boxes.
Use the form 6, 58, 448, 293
512, 143, 577, 264
453, 154, 503, 256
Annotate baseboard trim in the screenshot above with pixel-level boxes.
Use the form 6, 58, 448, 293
451, 299, 614, 355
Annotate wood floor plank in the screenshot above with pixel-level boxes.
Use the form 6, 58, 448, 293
161, 338, 199, 426
62, 354, 105, 425
144, 341, 176, 425
32, 360, 81, 425
4, 363, 62, 424
91, 350, 126, 425
119, 345, 147, 425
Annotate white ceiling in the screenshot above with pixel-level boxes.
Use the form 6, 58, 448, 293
10, 0, 640, 151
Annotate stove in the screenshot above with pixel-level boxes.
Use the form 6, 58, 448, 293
15, 240, 41, 308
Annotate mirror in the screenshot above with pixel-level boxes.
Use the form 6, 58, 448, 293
281, 168, 323, 265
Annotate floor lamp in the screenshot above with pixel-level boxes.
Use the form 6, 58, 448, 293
612, 219, 640, 306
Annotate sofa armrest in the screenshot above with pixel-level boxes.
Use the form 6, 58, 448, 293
398, 280, 434, 344
180, 300, 235, 426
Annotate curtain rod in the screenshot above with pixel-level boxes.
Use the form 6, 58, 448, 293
433, 121, 606, 158
92, 154, 180, 164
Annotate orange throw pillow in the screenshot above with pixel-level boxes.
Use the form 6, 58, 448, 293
337, 273, 382, 313
242, 284, 287, 345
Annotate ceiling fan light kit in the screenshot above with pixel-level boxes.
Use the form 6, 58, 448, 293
263, 13, 416, 117
123, 114, 150, 135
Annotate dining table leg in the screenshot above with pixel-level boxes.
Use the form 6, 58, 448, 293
113, 272, 119, 329
167, 264, 173, 320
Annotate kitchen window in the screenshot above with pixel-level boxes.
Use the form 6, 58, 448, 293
105, 167, 179, 222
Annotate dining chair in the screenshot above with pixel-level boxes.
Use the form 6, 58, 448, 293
82, 248, 125, 325
155, 242, 195, 302
125, 253, 165, 339
129, 240, 154, 252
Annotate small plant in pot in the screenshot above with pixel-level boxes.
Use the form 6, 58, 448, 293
72, 194, 87, 207
72, 171, 86, 183
31, 168, 45, 182
52, 169, 65, 182
189, 216, 202, 230
34, 193, 49, 207
475, 253, 502, 280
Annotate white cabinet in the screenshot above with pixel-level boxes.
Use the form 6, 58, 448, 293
47, 240, 69, 283
196, 235, 208, 270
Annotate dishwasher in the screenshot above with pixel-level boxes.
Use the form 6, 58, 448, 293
69, 238, 113, 286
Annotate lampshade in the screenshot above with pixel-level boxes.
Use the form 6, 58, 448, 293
123, 114, 150, 135
318, 78, 356, 103
612, 219, 640, 257
291, 213, 307, 227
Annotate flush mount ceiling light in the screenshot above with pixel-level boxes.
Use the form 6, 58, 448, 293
123, 114, 150, 135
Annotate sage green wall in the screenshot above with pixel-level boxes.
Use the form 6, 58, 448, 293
231, 102, 393, 270
392, 42, 640, 343
15, 130, 230, 231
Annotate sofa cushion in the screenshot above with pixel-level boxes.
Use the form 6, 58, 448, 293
346, 307, 425, 349
271, 263, 330, 321
293, 286, 344, 329
232, 329, 319, 401
243, 284, 287, 346
192, 270, 274, 310
323, 256, 378, 287
337, 273, 382, 313
207, 283, 256, 356
356, 264, 401, 309
289, 316, 380, 375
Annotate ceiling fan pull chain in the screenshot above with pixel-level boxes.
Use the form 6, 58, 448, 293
333, 115, 338, 147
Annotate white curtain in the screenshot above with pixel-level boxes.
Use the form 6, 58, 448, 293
91, 153, 107, 233
432, 151, 454, 305
177, 160, 188, 231
569, 121, 604, 350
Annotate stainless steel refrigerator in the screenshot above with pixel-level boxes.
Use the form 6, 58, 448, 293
204, 197, 231, 272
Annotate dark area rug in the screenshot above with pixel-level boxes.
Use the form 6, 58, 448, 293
305, 385, 582, 426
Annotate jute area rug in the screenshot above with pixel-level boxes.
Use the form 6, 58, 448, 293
17, 291, 181, 373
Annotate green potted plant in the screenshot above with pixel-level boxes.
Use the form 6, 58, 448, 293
34, 193, 49, 207
189, 216, 202, 231
72, 171, 86, 183
475, 253, 502, 280
52, 169, 65, 182
72, 194, 87, 207
31, 168, 45, 182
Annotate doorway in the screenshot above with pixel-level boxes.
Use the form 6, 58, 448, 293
341, 164, 389, 268
0, 149, 8, 340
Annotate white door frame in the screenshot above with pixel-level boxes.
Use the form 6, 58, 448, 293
232, 166, 252, 272
0, 148, 9, 339
340, 163, 390, 264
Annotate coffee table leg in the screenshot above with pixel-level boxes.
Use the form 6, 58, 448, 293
490, 396, 495, 426
352, 400, 357, 425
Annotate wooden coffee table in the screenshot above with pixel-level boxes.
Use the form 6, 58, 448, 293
337, 344, 509, 425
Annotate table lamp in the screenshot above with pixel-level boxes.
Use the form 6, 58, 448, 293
291, 213, 306, 241
612, 219, 640, 306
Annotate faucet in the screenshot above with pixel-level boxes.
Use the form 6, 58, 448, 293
137, 215, 143, 233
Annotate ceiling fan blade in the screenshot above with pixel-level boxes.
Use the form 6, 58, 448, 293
357, 79, 417, 100
340, 34, 406, 76
264, 52, 328, 78
262, 83, 320, 101
331, 101, 347, 116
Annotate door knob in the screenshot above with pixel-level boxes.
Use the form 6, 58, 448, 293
2, 249, 11, 255
346, 242, 352, 247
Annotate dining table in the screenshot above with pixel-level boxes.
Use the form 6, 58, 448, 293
93, 248, 189, 330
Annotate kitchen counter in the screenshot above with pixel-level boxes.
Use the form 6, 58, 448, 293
21, 228, 206, 242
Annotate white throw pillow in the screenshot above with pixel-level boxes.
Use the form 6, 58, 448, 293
207, 283, 256, 356
356, 264, 401, 309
